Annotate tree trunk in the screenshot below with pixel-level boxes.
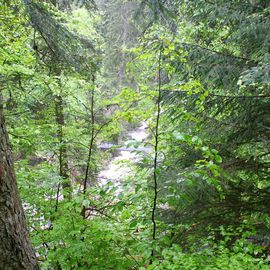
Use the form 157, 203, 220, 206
0, 97, 39, 269
55, 94, 71, 198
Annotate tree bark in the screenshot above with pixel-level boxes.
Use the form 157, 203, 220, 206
0, 97, 39, 269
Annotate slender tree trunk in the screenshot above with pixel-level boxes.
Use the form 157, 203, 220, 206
0, 96, 39, 269
83, 78, 95, 194
151, 47, 162, 259
55, 94, 71, 199
81, 75, 96, 218
50, 0, 71, 201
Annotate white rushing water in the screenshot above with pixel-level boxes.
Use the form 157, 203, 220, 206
98, 122, 149, 189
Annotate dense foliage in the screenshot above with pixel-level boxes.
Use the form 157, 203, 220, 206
0, 0, 269, 269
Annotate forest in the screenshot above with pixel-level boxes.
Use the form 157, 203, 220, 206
0, 0, 269, 269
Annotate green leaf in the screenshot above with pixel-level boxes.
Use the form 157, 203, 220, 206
129, 219, 138, 228
82, 199, 90, 207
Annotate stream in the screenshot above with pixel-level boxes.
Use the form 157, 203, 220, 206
98, 122, 149, 191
